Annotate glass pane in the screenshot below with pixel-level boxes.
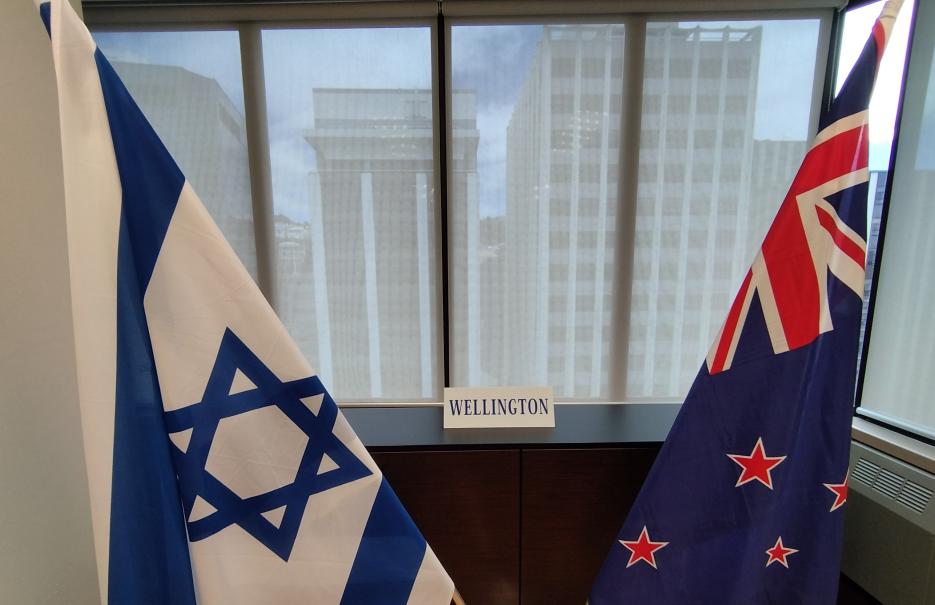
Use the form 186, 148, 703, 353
860, 0, 935, 439
628, 19, 821, 399
94, 31, 257, 278
835, 0, 914, 353
450, 24, 626, 399
263, 28, 437, 402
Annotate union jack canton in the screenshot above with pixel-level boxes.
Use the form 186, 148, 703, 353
590, 2, 903, 603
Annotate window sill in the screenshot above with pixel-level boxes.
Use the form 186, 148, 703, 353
341, 402, 681, 448
343, 404, 935, 468
851, 416, 935, 475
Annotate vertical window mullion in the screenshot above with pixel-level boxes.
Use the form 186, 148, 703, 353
435, 13, 453, 390
239, 23, 277, 307
609, 15, 646, 402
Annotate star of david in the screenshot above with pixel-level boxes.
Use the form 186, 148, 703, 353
163, 328, 372, 561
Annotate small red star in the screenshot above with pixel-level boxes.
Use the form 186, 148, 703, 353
765, 536, 798, 568
823, 476, 848, 512
619, 526, 669, 569
727, 437, 786, 489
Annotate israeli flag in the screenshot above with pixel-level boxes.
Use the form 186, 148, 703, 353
38, 1, 454, 603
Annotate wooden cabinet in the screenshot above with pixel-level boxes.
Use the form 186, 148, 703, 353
372, 446, 879, 605
372, 449, 522, 605
372, 446, 659, 605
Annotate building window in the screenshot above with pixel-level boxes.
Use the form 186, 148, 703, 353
95, 30, 257, 279
630, 19, 820, 399
852, 0, 932, 441
262, 28, 437, 402
449, 24, 625, 399
89, 5, 839, 405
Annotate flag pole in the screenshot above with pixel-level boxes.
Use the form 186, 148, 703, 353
451, 588, 467, 605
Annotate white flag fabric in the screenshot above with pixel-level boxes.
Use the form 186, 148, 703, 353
37, 1, 454, 603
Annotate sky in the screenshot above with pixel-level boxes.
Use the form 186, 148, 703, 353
260, 28, 432, 223
451, 25, 542, 218
94, 3, 915, 222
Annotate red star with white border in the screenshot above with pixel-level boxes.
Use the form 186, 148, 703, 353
823, 476, 848, 512
619, 526, 668, 569
765, 536, 798, 568
727, 437, 786, 489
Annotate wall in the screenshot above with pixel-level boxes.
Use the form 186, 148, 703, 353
0, 1, 101, 603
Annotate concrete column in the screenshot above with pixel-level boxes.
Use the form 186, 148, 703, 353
466, 172, 480, 384
416, 172, 434, 397
668, 26, 702, 394
643, 26, 673, 397
535, 30, 553, 385
360, 172, 383, 397
699, 29, 732, 360
591, 26, 614, 399
563, 30, 584, 398
308, 171, 334, 385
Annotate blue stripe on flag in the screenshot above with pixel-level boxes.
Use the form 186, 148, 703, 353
94, 52, 184, 292
821, 33, 880, 130
93, 50, 196, 604
341, 479, 427, 605
39, 2, 51, 36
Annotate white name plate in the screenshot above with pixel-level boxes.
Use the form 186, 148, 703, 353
443, 386, 555, 429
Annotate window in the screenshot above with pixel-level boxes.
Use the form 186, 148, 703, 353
449, 24, 626, 399
629, 19, 820, 399
95, 31, 257, 278
857, 0, 934, 441
834, 0, 915, 355
262, 28, 437, 402
88, 4, 831, 405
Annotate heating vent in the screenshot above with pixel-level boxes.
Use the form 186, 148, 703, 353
853, 456, 933, 514
875, 468, 905, 499
900, 481, 934, 514
854, 457, 881, 486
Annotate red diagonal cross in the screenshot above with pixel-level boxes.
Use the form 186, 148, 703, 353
707, 116, 869, 374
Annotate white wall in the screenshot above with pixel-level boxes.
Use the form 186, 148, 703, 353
0, 1, 101, 603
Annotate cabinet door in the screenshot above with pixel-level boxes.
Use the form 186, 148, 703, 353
521, 447, 659, 604
373, 449, 521, 605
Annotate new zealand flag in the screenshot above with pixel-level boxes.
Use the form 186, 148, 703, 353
590, 2, 903, 603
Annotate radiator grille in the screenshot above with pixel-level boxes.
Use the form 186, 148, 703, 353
853, 456, 932, 515
853, 457, 881, 486
899, 481, 933, 514
874, 468, 905, 499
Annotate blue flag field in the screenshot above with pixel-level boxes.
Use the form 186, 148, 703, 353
590, 2, 903, 603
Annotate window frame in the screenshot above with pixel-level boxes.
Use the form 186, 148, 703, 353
446, 9, 832, 404
84, 2, 839, 418
847, 0, 935, 447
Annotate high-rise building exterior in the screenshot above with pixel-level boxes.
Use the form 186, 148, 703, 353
630, 24, 767, 399
108, 32, 811, 404
110, 61, 257, 278
503, 25, 626, 399
298, 88, 478, 401
500, 24, 807, 400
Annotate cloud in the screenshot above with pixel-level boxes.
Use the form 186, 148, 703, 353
452, 25, 542, 109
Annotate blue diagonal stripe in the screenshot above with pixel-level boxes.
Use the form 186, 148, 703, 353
39, 2, 51, 36
93, 49, 196, 604
821, 28, 880, 130
341, 479, 427, 605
